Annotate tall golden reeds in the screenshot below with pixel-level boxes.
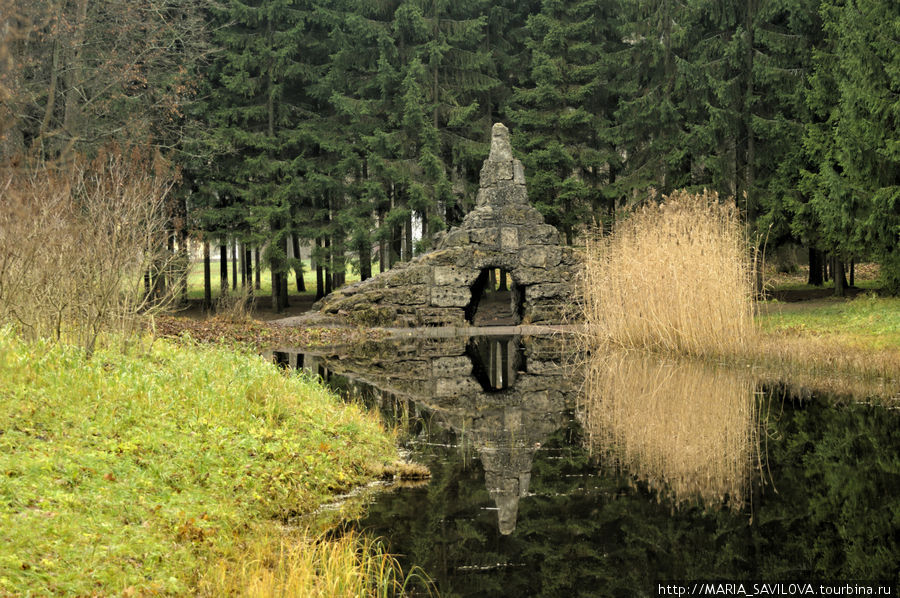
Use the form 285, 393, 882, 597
580, 190, 756, 357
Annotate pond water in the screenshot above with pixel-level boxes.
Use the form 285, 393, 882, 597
271, 334, 899, 597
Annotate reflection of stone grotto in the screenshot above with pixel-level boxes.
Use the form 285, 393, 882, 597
274, 334, 577, 534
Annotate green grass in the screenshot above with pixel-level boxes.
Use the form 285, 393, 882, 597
0, 329, 397, 596
757, 295, 900, 350
184, 260, 375, 301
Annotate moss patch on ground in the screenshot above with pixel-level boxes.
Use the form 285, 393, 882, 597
0, 329, 397, 596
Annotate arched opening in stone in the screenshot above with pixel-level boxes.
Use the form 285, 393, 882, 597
465, 267, 525, 326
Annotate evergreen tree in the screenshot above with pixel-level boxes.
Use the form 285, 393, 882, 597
506, 0, 624, 241
802, 0, 900, 294
204, 0, 325, 311
612, 0, 696, 200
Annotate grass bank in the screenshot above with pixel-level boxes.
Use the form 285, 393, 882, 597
0, 329, 403, 596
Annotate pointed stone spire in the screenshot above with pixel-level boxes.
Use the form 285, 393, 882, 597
477, 123, 528, 207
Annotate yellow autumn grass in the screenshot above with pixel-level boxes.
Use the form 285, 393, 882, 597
580, 190, 756, 357
199, 528, 433, 598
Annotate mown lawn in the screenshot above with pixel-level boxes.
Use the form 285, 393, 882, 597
0, 330, 397, 595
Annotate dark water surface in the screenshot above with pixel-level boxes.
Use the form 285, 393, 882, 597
271, 334, 900, 597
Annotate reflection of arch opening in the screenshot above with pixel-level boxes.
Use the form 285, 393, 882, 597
465, 267, 525, 325
466, 335, 526, 392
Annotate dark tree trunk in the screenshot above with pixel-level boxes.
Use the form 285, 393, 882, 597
315, 238, 325, 300
404, 212, 413, 261
849, 259, 855, 287
808, 248, 823, 286
220, 244, 228, 294
245, 246, 253, 296
203, 240, 212, 310
324, 236, 333, 295
833, 258, 847, 297
271, 268, 283, 312
359, 242, 372, 282
498, 269, 508, 291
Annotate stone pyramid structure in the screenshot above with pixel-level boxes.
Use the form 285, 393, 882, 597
315, 123, 577, 327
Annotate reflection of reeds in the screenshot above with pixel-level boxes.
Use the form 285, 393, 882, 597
581, 352, 762, 508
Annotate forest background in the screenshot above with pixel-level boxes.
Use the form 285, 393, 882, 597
1, 0, 897, 310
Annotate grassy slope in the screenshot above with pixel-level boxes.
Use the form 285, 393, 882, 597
0, 330, 397, 596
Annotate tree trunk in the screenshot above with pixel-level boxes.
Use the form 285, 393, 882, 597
245, 246, 253, 296
849, 259, 855, 287
498, 269, 508, 291
219, 243, 228, 294
404, 212, 413, 261
203, 240, 212, 310
833, 258, 847, 297
359, 241, 371, 282
271, 269, 281, 312
315, 238, 325, 300
324, 235, 333, 295
292, 234, 305, 292
808, 248, 823, 286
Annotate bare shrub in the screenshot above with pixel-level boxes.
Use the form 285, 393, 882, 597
215, 286, 253, 323
0, 146, 177, 354
580, 189, 756, 357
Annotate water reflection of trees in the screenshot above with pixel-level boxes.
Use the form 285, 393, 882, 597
580, 353, 763, 508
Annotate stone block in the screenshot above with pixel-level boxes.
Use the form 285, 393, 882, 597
430, 286, 472, 307
519, 245, 562, 268
435, 376, 482, 397
421, 249, 460, 266
415, 307, 465, 327
499, 204, 543, 225
513, 160, 526, 184
346, 305, 397, 326
525, 224, 562, 245
480, 160, 514, 184
511, 267, 548, 285
382, 285, 428, 306
525, 283, 569, 300
433, 265, 473, 286
468, 228, 499, 247
385, 265, 428, 287
441, 228, 469, 247
432, 356, 472, 378
464, 205, 498, 227
500, 226, 519, 251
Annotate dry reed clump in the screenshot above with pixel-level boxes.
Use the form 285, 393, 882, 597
580, 352, 764, 508
580, 189, 756, 357
199, 528, 432, 598
0, 147, 177, 355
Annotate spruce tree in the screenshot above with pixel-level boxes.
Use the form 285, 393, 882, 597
506, 0, 624, 240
